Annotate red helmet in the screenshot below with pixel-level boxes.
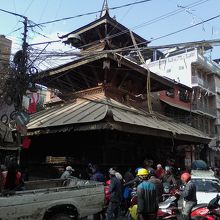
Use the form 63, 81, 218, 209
181, 172, 191, 182
105, 180, 111, 185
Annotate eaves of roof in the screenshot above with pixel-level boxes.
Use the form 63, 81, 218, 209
59, 13, 148, 44
37, 52, 174, 90
161, 99, 193, 112
26, 94, 211, 144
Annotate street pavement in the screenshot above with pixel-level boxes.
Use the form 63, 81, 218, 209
87, 211, 128, 220
88, 216, 127, 220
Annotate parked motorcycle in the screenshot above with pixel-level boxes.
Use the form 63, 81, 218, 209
127, 187, 180, 220
157, 194, 180, 219
162, 183, 179, 202
190, 194, 220, 220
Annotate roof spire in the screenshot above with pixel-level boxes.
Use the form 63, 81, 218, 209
100, 0, 109, 18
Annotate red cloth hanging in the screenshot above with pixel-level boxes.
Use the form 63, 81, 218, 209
22, 136, 31, 149
27, 93, 39, 114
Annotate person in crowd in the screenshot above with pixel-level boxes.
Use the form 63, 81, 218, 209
123, 168, 134, 184
136, 168, 158, 220
178, 172, 197, 220
90, 165, 105, 220
90, 164, 105, 182
122, 168, 134, 209
155, 164, 165, 179
2, 162, 24, 191
107, 167, 122, 220
143, 159, 155, 173
60, 166, 75, 179
161, 166, 177, 186
115, 171, 123, 182
148, 169, 163, 203
123, 167, 142, 187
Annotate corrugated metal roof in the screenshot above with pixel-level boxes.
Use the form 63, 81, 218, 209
27, 94, 108, 129
27, 93, 211, 143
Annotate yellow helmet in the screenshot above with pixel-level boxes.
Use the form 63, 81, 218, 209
137, 168, 148, 176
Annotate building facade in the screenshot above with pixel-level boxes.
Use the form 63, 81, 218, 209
0, 35, 14, 162
147, 47, 220, 166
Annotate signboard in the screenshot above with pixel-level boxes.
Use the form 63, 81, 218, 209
15, 111, 30, 126
15, 111, 30, 135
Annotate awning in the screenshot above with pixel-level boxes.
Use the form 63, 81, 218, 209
161, 99, 192, 112
26, 93, 211, 144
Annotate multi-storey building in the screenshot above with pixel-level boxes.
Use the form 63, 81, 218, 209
0, 35, 11, 69
0, 35, 14, 162
0, 35, 13, 125
147, 47, 220, 166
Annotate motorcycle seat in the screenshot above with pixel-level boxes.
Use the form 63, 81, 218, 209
191, 203, 207, 211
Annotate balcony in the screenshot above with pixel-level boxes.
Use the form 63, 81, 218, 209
192, 101, 216, 117
217, 101, 220, 109
191, 76, 215, 94
197, 54, 220, 75
216, 118, 220, 125
216, 87, 220, 94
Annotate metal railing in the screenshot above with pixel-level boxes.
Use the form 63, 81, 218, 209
191, 76, 215, 93
197, 53, 220, 75
192, 101, 216, 117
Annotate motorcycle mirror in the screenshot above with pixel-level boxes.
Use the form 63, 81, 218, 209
179, 185, 185, 191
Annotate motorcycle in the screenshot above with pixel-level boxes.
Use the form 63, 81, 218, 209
162, 183, 179, 202
157, 194, 180, 219
190, 194, 220, 220
127, 187, 179, 220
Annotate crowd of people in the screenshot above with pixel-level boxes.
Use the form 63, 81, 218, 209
1, 157, 219, 220
58, 158, 200, 220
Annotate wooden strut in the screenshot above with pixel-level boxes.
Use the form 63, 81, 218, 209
129, 30, 153, 114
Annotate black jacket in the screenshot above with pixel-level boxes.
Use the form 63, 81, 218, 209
148, 176, 163, 202
137, 180, 158, 214
124, 176, 140, 187
109, 176, 122, 203
182, 180, 197, 203
161, 174, 177, 185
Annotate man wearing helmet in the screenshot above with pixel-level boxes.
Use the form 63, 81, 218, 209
136, 168, 158, 220
179, 172, 197, 220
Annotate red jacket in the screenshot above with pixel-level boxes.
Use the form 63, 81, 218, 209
104, 180, 111, 204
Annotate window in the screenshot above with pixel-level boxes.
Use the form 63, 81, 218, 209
192, 179, 220, 193
179, 66, 184, 70
179, 88, 190, 102
166, 69, 171, 73
166, 88, 175, 98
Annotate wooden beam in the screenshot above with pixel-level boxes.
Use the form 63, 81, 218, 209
118, 72, 129, 89
79, 71, 90, 88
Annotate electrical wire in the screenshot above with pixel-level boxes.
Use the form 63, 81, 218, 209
151, 14, 220, 42
27, 0, 211, 53
28, 0, 153, 28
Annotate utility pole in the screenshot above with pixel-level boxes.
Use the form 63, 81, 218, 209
15, 16, 29, 165
0, 9, 30, 165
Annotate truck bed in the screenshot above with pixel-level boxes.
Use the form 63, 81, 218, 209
0, 178, 105, 220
